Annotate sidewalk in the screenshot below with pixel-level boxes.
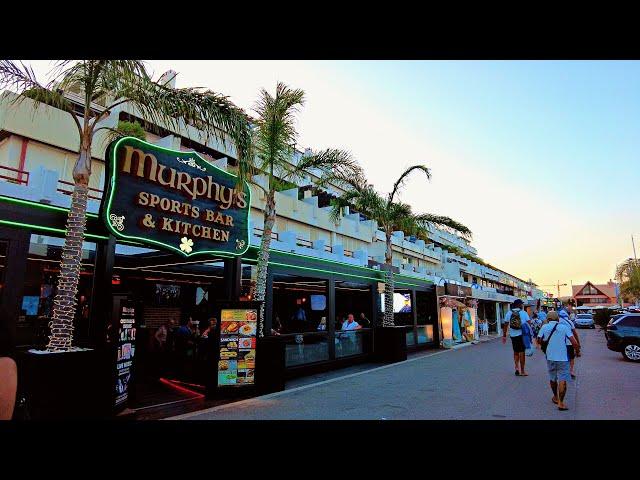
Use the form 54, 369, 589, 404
449, 333, 500, 350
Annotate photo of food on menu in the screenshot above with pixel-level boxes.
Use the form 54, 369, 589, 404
217, 309, 257, 386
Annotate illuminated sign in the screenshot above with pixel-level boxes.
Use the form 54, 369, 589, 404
102, 137, 250, 257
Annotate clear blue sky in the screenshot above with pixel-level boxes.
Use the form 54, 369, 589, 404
23, 60, 640, 295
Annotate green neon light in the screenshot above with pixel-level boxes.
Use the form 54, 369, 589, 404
103, 137, 252, 258
0, 219, 109, 240
0, 196, 432, 286
0, 195, 99, 218
268, 260, 427, 288
268, 261, 382, 282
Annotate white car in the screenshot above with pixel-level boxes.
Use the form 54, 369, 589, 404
574, 313, 595, 329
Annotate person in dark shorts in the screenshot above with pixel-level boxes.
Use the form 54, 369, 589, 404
502, 299, 531, 376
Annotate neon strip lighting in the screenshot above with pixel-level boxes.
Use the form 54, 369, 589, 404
0, 219, 109, 241
0, 200, 432, 287
159, 378, 204, 398
103, 137, 252, 258
261, 247, 432, 286
114, 267, 224, 279
0, 194, 99, 218
115, 259, 226, 270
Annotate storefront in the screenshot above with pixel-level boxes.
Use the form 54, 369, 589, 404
0, 137, 439, 413
470, 288, 517, 335
436, 283, 477, 347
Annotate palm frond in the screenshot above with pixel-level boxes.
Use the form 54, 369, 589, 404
0, 60, 77, 116
414, 213, 472, 239
288, 148, 364, 190
388, 165, 431, 204
253, 83, 305, 178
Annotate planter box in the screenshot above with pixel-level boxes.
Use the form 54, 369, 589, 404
374, 327, 408, 363
18, 348, 112, 420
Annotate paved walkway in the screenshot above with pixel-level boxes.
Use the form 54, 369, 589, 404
170, 329, 640, 420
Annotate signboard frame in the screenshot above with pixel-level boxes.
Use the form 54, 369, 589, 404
113, 298, 137, 412
206, 300, 264, 399
102, 136, 251, 257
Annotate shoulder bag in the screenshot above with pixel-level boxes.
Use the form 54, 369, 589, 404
541, 322, 559, 355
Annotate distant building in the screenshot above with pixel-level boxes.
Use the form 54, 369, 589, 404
572, 280, 631, 308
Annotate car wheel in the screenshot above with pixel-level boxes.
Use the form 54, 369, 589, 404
622, 343, 640, 362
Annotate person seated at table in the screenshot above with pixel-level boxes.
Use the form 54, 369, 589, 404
317, 317, 327, 331
341, 314, 362, 331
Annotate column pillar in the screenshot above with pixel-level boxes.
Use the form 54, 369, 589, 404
89, 235, 115, 348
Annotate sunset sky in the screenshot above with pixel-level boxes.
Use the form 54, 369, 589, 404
23, 60, 640, 296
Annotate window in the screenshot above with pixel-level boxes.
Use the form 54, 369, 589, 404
19, 234, 96, 347
272, 273, 329, 367
579, 285, 599, 296
619, 315, 640, 327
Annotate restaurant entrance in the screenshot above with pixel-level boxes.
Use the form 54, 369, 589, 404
112, 243, 239, 410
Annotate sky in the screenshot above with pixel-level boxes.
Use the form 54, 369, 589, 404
20, 60, 640, 297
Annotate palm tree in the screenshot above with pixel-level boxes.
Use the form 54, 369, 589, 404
240, 83, 364, 336
331, 166, 472, 327
0, 60, 252, 351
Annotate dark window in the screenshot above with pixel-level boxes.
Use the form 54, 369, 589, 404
619, 316, 640, 327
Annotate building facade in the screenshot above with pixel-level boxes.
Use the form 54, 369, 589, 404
572, 280, 629, 308
0, 73, 543, 412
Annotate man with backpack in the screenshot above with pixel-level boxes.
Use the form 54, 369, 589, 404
502, 299, 531, 376
536, 311, 581, 411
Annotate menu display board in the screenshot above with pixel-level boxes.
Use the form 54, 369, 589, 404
218, 308, 257, 386
114, 301, 136, 407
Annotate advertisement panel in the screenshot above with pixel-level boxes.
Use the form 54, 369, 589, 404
103, 137, 250, 257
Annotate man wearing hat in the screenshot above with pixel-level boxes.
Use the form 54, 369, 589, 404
502, 298, 531, 376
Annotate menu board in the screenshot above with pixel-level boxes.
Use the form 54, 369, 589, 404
114, 301, 136, 407
218, 308, 257, 386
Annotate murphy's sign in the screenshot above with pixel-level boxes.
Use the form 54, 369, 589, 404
102, 137, 250, 257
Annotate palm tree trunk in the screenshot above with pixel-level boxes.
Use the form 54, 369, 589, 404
383, 232, 395, 327
252, 190, 276, 338
47, 142, 91, 351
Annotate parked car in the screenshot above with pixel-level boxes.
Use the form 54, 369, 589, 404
574, 313, 595, 329
605, 313, 640, 362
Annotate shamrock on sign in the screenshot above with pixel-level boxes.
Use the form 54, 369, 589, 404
180, 237, 194, 254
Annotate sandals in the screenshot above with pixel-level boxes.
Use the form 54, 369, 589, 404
520, 372, 529, 376
515, 370, 520, 376
558, 405, 569, 411
552, 397, 558, 404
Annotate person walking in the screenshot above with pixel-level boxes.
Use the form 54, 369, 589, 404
558, 308, 581, 379
536, 311, 581, 411
502, 299, 531, 376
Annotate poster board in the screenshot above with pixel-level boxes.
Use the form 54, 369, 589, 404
114, 299, 136, 409
217, 307, 258, 387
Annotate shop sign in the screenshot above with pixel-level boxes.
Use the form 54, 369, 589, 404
114, 300, 136, 408
103, 137, 251, 257
444, 283, 472, 297
218, 308, 258, 386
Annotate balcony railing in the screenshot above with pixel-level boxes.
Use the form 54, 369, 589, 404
0, 165, 29, 185
252, 227, 361, 260
57, 180, 103, 201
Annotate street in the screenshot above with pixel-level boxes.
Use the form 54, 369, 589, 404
171, 328, 640, 420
